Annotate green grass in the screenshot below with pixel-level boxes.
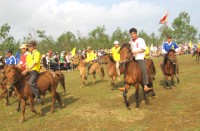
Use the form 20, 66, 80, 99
0, 54, 200, 131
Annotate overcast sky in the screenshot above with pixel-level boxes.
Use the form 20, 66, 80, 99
0, 0, 199, 40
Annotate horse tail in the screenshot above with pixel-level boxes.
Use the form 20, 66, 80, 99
55, 72, 66, 94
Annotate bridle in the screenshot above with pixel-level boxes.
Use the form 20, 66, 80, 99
4, 67, 24, 85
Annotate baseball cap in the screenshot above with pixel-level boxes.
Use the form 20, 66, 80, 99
114, 41, 119, 45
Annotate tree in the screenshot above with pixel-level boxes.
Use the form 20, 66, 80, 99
172, 11, 198, 44
111, 27, 130, 44
0, 23, 18, 55
88, 26, 109, 49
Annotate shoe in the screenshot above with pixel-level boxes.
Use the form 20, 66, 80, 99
37, 98, 44, 104
144, 87, 153, 93
118, 87, 125, 91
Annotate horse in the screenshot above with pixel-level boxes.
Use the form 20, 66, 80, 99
0, 58, 11, 106
145, 58, 156, 81
192, 48, 200, 61
99, 54, 125, 90
3, 65, 66, 123
163, 49, 179, 90
119, 43, 155, 108
71, 55, 104, 88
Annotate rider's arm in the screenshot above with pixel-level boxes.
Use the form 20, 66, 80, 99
162, 44, 167, 54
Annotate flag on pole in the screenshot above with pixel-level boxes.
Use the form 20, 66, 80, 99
15, 51, 21, 64
159, 11, 168, 24
70, 47, 76, 57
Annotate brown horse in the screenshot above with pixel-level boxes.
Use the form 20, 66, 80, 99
119, 43, 155, 108
192, 48, 200, 61
164, 49, 179, 90
3, 65, 65, 122
99, 54, 125, 90
72, 55, 104, 88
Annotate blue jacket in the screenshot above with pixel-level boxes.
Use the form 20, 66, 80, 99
162, 42, 179, 53
5, 55, 17, 65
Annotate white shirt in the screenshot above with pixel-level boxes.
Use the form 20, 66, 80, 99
129, 38, 146, 60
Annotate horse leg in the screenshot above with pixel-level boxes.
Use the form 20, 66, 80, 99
81, 75, 86, 88
123, 84, 131, 109
51, 91, 56, 114
19, 99, 26, 123
175, 74, 180, 83
165, 76, 169, 87
4, 90, 9, 106
92, 72, 96, 85
29, 97, 39, 114
148, 82, 156, 96
55, 92, 63, 107
135, 84, 140, 108
16, 99, 21, 112
110, 76, 117, 90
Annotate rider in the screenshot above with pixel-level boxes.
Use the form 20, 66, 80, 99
110, 40, 121, 81
160, 35, 179, 75
144, 46, 150, 59
129, 28, 153, 92
5, 49, 17, 65
85, 46, 95, 76
18, 44, 29, 71
5, 49, 17, 96
22, 40, 43, 104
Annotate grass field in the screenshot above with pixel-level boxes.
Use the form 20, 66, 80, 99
0, 54, 200, 131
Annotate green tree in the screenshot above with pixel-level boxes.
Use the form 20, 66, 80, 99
0, 23, 18, 55
88, 26, 110, 49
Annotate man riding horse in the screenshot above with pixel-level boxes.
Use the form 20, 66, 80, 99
85, 46, 96, 76
110, 40, 121, 81
160, 35, 179, 76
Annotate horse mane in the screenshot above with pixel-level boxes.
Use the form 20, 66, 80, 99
167, 49, 176, 54
102, 54, 115, 63
120, 43, 131, 51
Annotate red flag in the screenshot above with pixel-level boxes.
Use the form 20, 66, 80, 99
159, 11, 168, 24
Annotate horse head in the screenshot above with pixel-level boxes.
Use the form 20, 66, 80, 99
167, 49, 177, 64
3, 65, 23, 85
119, 43, 132, 63
99, 54, 115, 64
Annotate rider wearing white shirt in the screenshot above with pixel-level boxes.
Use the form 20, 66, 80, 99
129, 28, 153, 93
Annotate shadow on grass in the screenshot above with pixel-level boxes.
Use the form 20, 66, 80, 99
38, 93, 80, 115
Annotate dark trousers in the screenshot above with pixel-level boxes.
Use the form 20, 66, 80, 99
136, 60, 149, 85
28, 70, 40, 98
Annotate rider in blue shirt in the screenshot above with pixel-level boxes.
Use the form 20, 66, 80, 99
5, 49, 17, 96
5, 49, 17, 65
160, 35, 179, 75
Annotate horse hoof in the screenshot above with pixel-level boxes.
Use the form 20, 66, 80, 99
151, 92, 156, 96
125, 102, 130, 107
61, 103, 65, 107
127, 107, 131, 110
19, 118, 25, 123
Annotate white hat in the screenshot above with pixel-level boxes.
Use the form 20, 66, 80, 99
20, 44, 27, 49
114, 41, 119, 45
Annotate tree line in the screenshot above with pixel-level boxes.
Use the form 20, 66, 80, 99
0, 11, 199, 55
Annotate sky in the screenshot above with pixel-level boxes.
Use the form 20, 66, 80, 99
0, 0, 199, 40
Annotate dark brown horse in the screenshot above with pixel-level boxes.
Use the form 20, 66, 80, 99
119, 43, 154, 108
72, 55, 104, 88
164, 49, 179, 90
192, 48, 200, 61
99, 54, 124, 90
3, 65, 66, 123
